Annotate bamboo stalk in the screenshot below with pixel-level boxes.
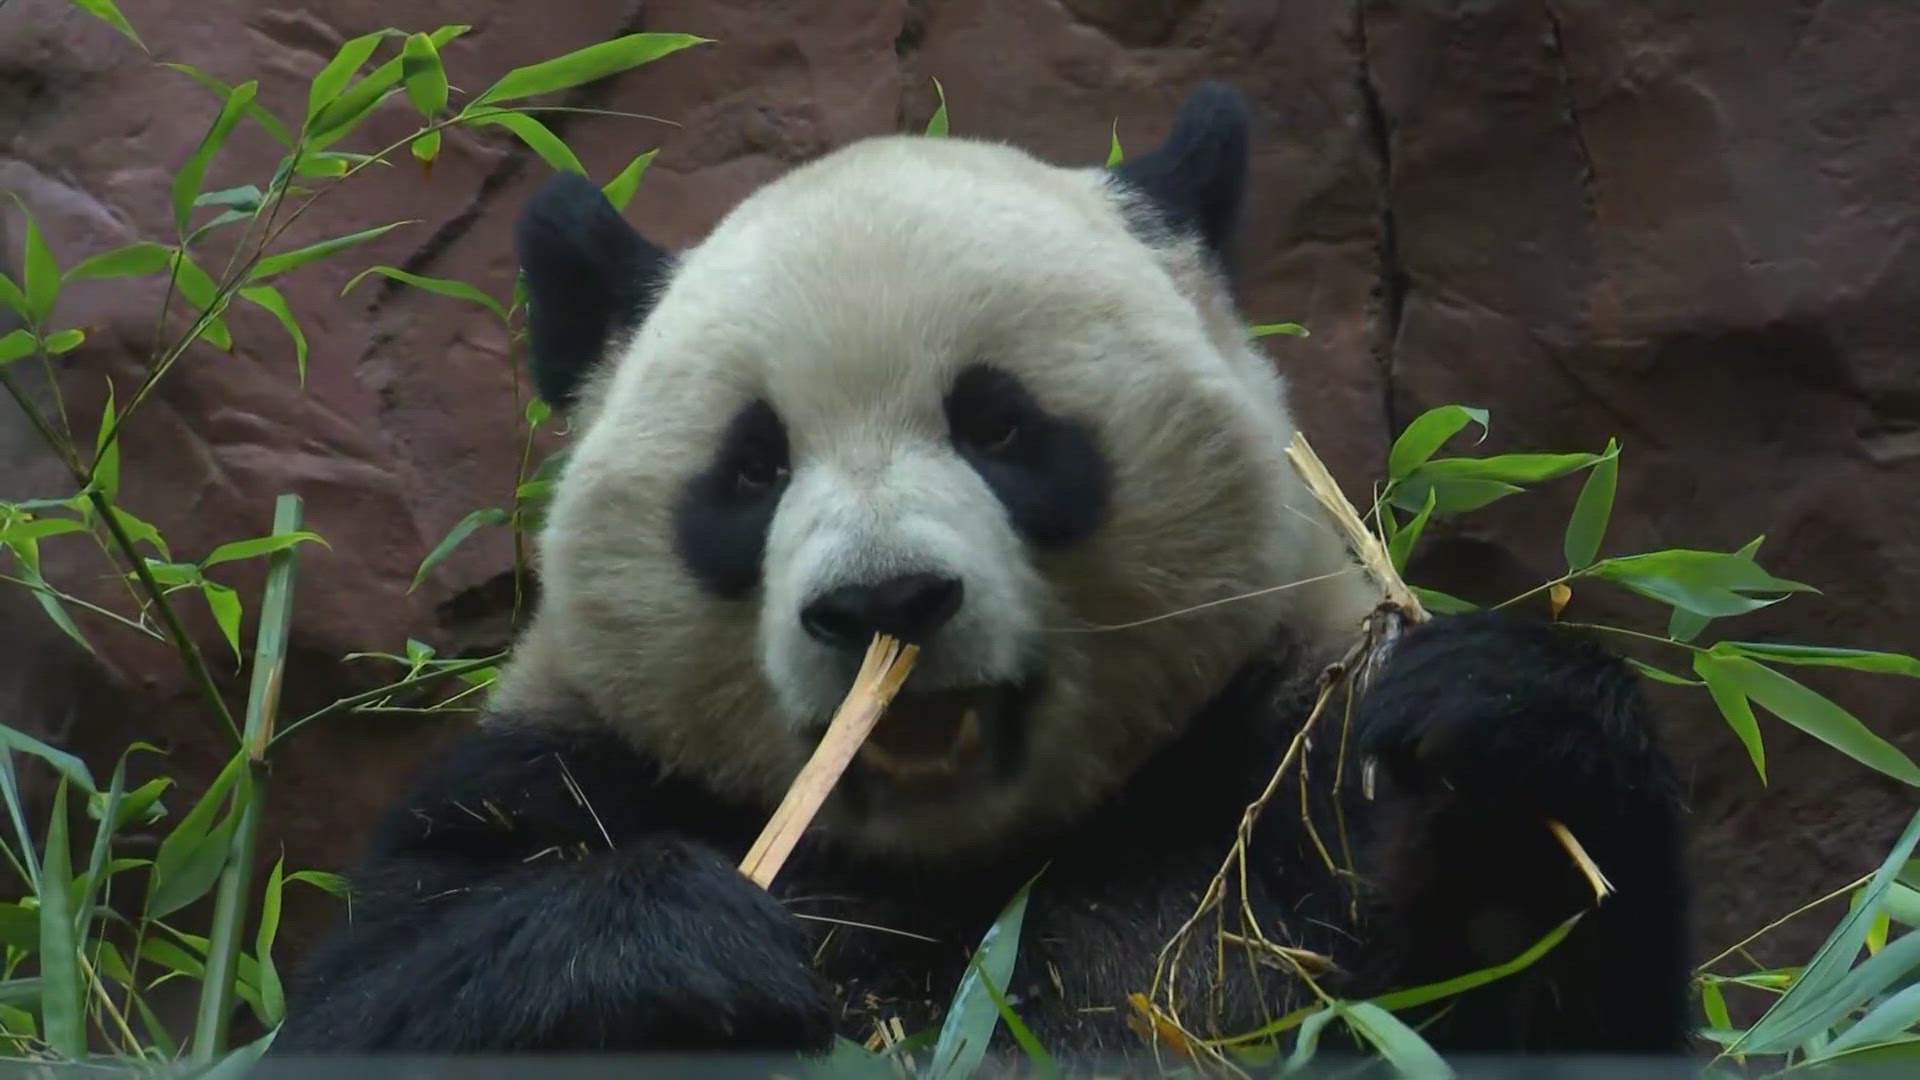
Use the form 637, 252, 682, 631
740, 635, 919, 889
192, 493, 303, 1060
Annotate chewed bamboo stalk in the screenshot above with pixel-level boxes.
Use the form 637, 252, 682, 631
740, 634, 919, 889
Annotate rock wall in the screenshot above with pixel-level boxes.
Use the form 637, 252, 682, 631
3, 0, 1916, 994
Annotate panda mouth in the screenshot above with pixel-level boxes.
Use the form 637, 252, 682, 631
856, 685, 1005, 781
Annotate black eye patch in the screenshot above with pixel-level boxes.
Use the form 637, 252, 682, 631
944, 364, 1108, 548
673, 400, 791, 598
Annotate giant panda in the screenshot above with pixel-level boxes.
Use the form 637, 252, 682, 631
276, 83, 1690, 1063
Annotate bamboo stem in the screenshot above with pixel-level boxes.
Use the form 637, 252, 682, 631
191, 493, 303, 1060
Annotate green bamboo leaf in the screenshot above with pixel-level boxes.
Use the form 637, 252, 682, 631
202, 580, 244, 660
1625, 657, 1701, 687
200, 1030, 279, 1079
305, 32, 388, 125
1693, 653, 1767, 784
1729, 807, 1920, 1056
197, 185, 264, 211
0, 328, 31, 364
470, 33, 709, 108
308, 27, 469, 150
925, 77, 949, 137
238, 284, 309, 382
90, 376, 120, 500
411, 506, 511, 592
464, 110, 585, 175
168, 251, 234, 350
1817, 982, 1920, 1062
0, 271, 23, 318
0, 724, 97, 794
255, 857, 288, 1025
23, 581, 93, 655
249, 221, 414, 282
201, 530, 328, 569
172, 81, 258, 236
1248, 322, 1309, 338
1706, 651, 1920, 787
1742, 919, 1920, 1055
1718, 642, 1920, 679
288, 869, 351, 899
110, 506, 169, 559
927, 871, 1038, 1080
1410, 586, 1478, 614
73, 750, 132, 943
1411, 451, 1602, 485
40, 329, 83, 355
107, 777, 171, 830
21, 207, 59, 326
1668, 606, 1712, 644
1337, 1001, 1453, 1078
410, 130, 442, 165
36, 781, 83, 1059
68, 0, 146, 50
0, 517, 87, 545
342, 265, 508, 322
601, 149, 658, 211
1388, 405, 1489, 480
1105, 120, 1123, 168
1387, 486, 1436, 574
144, 753, 246, 920
1587, 548, 1813, 619
400, 32, 449, 118
1700, 978, 1733, 1037
0, 905, 35, 955
65, 241, 173, 282
164, 64, 292, 145
1388, 476, 1523, 516
967, 949, 1059, 1080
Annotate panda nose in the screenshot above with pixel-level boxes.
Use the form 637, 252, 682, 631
800, 573, 965, 652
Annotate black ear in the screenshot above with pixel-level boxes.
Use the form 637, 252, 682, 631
513, 172, 673, 410
1110, 82, 1251, 264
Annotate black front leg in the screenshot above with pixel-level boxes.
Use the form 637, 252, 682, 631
275, 837, 837, 1054
1352, 611, 1690, 1054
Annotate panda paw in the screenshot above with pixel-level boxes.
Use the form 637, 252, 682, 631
1353, 611, 1671, 822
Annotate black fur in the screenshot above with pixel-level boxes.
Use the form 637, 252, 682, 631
277, 613, 1689, 1063
514, 172, 673, 410
945, 364, 1110, 549
1110, 81, 1251, 269
671, 399, 791, 598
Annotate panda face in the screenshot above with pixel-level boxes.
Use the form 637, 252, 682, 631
498, 88, 1376, 860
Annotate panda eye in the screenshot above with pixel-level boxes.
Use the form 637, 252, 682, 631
734, 457, 789, 492
960, 414, 1021, 455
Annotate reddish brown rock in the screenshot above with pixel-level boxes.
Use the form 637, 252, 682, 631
2, 0, 1917, 1018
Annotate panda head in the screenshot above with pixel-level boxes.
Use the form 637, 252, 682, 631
495, 83, 1375, 861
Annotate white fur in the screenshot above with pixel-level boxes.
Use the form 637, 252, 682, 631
493, 134, 1378, 860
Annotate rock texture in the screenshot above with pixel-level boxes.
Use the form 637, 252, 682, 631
2, 0, 1916, 1021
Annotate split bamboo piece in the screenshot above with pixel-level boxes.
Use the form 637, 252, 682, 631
739, 634, 920, 888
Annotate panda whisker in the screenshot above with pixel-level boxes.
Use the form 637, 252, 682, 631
789, 911, 940, 944
1047, 566, 1365, 633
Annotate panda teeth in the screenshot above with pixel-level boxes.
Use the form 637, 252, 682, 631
857, 709, 983, 781
954, 708, 982, 754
